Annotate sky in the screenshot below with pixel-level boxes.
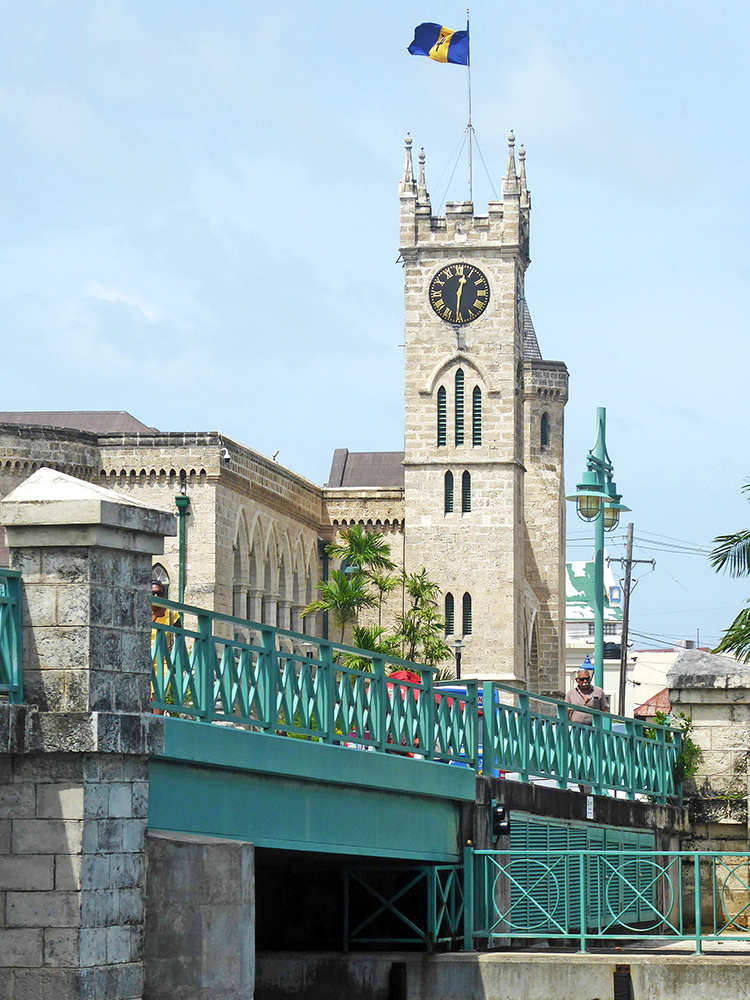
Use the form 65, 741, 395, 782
1, 1, 749, 655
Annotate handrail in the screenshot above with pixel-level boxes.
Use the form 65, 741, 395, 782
470, 848, 750, 954
151, 598, 680, 799
0, 569, 22, 705
151, 599, 478, 767
478, 680, 681, 804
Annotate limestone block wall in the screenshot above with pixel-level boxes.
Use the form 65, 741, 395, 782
522, 360, 569, 697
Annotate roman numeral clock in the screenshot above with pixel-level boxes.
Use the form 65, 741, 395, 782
428, 263, 490, 325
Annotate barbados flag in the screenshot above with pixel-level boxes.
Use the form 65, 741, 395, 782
408, 22, 469, 65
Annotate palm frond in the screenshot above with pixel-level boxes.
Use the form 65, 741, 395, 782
709, 530, 750, 576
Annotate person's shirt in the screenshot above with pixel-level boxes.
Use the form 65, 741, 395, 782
565, 684, 608, 725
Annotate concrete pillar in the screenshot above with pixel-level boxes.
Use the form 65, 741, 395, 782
0, 468, 175, 999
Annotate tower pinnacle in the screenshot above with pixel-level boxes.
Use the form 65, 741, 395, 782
504, 131, 517, 181
400, 133, 415, 195
417, 148, 429, 204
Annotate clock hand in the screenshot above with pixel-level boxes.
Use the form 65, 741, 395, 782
455, 275, 466, 316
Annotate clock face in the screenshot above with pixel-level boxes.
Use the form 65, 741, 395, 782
429, 263, 490, 325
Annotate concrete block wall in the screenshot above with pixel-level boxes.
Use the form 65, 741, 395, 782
0, 750, 149, 999
144, 831, 254, 1000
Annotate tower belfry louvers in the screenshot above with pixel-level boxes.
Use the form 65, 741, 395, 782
400, 131, 568, 692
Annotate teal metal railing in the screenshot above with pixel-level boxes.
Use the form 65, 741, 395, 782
151, 600, 681, 799
481, 681, 681, 803
151, 599, 478, 764
468, 848, 750, 954
0, 569, 22, 704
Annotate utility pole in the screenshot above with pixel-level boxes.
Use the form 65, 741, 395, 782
609, 523, 655, 715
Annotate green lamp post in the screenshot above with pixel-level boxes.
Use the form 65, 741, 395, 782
175, 490, 191, 603
566, 407, 630, 689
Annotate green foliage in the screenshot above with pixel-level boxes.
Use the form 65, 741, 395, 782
711, 483, 750, 661
647, 710, 703, 786
301, 530, 452, 669
300, 569, 377, 644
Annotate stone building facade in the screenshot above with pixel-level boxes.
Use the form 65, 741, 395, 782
0, 133, 568, 693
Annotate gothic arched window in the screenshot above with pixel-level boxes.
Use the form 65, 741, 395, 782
472, 386, 482, 445
445, 593, 455, 635
462, 592, 472, 635
455, 369, 464, 445
444, 471, 454, 513
437, 386, 447, 447
461, 471, 471, 513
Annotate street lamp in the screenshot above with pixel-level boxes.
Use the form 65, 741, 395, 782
565, 407, 630, 689
453, 637, 465, 681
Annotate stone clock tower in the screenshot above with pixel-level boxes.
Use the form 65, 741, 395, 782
399, 132, 568, 692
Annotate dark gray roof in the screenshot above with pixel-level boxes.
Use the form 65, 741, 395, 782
0, 412, 157, 434
523, 301, 542, 360
326, 449, 405, 488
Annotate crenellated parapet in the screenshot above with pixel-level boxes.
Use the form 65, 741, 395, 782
399, 131, 531, 261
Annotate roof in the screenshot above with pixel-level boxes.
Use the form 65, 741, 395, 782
326, 449, 405, 488
0, 412, 157, 434
634, 687, 670, 719
566, 559, 622, 623
523, 300, 542, 360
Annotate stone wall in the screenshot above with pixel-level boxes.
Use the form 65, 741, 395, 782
0, 469, 172, 999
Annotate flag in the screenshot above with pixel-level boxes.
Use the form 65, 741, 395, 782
408, 22, 469, 66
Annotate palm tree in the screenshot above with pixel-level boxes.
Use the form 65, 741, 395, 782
342, 625, 399, 670
369, 571, 400, 627
301, 570, 377, 645
326, 525, 396, 575
710, 483, 750, 661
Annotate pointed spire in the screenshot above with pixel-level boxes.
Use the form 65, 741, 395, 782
417, 147, 428, 203
505, 130, 517, 181
518, 144, 527, 190
402, 133, 414, 186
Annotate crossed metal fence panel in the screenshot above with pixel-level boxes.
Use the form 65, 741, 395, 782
469, 849, 750, 953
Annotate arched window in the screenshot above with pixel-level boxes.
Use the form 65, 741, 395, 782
472, 386, 482, 445
462, 471, 471, 513
152, 563, 170, 597
462, 592, 472, 635
455, 369, 464, 445
444, 593, 455, 635
437, 386, 447, 447
541, 412, 549, 448
444, 471, 454, 513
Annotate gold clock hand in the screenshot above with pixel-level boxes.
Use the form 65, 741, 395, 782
455, 275, 466, 317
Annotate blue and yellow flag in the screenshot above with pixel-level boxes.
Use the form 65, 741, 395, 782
408, 22, 469, 65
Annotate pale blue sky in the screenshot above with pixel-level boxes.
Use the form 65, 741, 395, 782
2, 1, 749, 653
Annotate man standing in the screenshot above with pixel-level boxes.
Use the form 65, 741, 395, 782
565, 668, 609, 724
565, 667, 609, 793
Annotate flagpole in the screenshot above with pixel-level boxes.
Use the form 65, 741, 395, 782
466, 9, 472, 203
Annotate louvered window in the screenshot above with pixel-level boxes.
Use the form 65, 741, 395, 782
444, 593, 454, 635
473, 386, 482, 445
444, 471, 454, 513
461, 471, 471, 512
462, 592, 472, 634
437, 386, 446, 447
454, 369, 464, 445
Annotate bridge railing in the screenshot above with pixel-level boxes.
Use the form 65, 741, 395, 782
468, 848, 750, 954
479, 682, 682, 804
0, 568, 22, 704
151, 599, 478, 765
151, 600, 680, 797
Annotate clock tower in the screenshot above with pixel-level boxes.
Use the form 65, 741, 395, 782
399, 132, 568, 692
